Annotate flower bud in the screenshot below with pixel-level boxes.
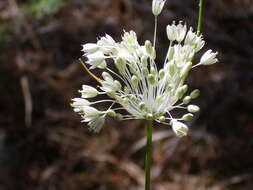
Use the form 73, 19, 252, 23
150, 66, 156, 75
139, 102, 146, 110
123, 97, 129, 104
182, 113, 194, 121
183, 96, 191, 104
176, 85, 188, 99
141, 56, 148, 67
156, 95, 162, 102
115, 57, 126, 74
190, 89, 200, 99
107, 109, 116, 117
159, 69, 165, 79
130, 95, 137, 102
145, 40, 153, 55
159, 115, 166, 122
187, 105, 200, 113
114, 80, 122, 90
143, 68, 149, 77
147, 74, 156, 85
124, 86, 130, 94
131, 75, 139, 87
152, 0, 166, 16
146, 113, 153, 120
115, 113, 123, 120
169, 60, 176, 76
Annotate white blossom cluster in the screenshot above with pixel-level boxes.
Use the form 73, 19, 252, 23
71, 0, 218, 137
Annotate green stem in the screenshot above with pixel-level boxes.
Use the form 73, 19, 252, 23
153, 16, 158, 48
191, 0, 204, 62
197, 0, 203, 36
145, 120, 153, 190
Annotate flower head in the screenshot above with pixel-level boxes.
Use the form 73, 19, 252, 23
72, 12, 218, 137
152, 0, 166, 16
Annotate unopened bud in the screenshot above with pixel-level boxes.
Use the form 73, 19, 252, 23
114, 80, 122, 90
141, 56, 148, 67
177, 85, 188, 99
159, 115, 166, 122
143, 68, 149, 77
190, 89, 200, 99
183, 96, 191, 104
107, 109, 116, 117
145, 40, 153, 56
187, 105, 200, 113
131, 75, 139, 87
159, 69, 165, 79
150, 66, 156, 75
182, 113, 194, 121
124, 86, 130, 94
139, 102, 146, 110
146, 113, 153, 120
156, 95, 162, 102
123, 97, 129, 104
115, 57, 126, 74
148, 74, 156, 85
115, 113, 123, 120
130, 94, 137, 102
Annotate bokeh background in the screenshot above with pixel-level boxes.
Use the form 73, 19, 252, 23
1, 0, 253, 189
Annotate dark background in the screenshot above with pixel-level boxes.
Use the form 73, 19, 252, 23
0, 0, 253, 189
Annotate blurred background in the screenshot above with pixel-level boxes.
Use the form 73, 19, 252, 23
1, 0, 253, 189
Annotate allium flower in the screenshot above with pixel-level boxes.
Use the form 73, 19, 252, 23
71, 13, 218, 137
152, 0, 166, 16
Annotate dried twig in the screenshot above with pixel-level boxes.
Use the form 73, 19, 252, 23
20, 76, 32, 127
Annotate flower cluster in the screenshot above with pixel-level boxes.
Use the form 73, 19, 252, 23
71, 1, 218, 137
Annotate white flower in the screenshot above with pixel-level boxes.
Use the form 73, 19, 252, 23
79, 85, 98, 98
152, 0, 166, 16
86, 51, 106, 69
171, 120, 189, 137
87, 116, 105, 133
82, 43, 99, 54
82, 106, 104, 122
199, 50, 218, 65
184, 27, 205, 52
167, 21, 187, 42
72, 20, 217, 136
71, 98, 90, 112
97, 34, 117, 54
80, 106, 106, 132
